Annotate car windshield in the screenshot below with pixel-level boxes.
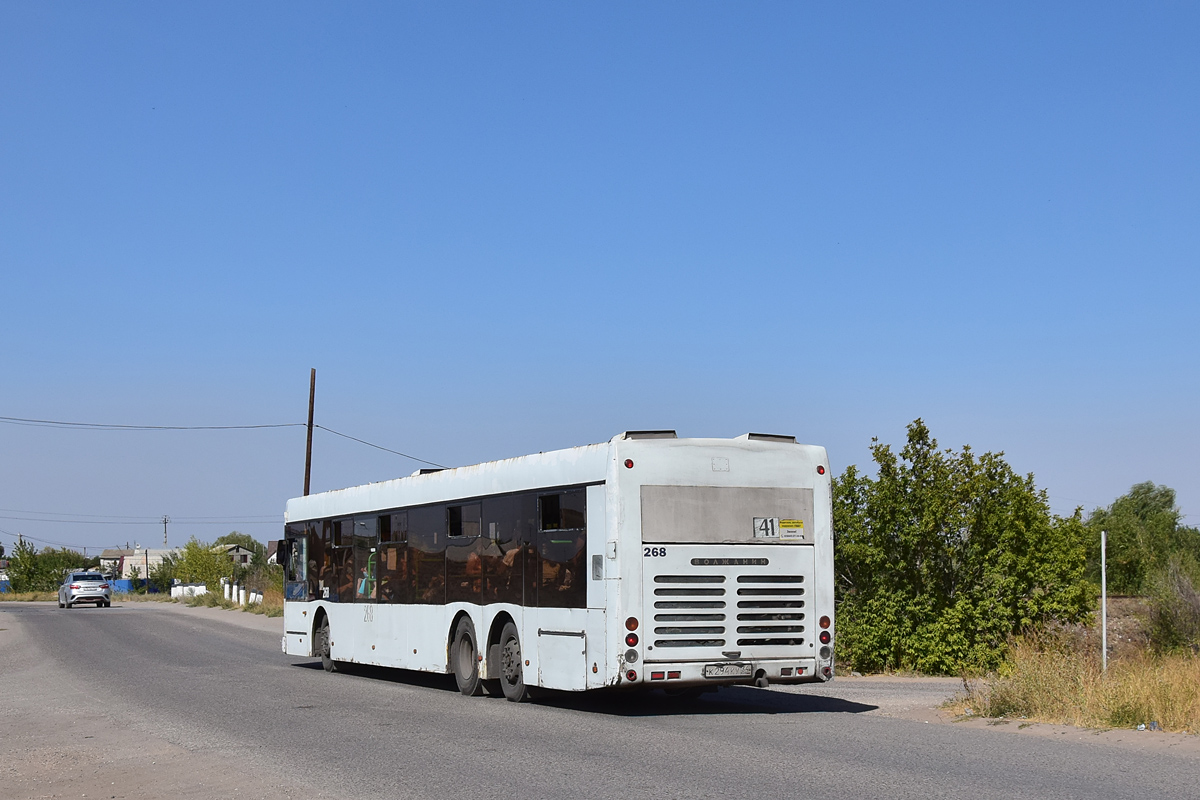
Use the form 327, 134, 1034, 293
72, 574, 105, 582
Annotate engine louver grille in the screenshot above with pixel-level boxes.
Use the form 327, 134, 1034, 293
650, 573, 808, 649
651, 574, 727, 648
734, 575, 805, 646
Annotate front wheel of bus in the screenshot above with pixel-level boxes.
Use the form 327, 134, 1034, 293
317, 617, 339, 673
498, 621, 530, 703
452, 617, 484, 697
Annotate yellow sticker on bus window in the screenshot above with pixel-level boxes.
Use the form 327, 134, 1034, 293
779, 519, 804, 529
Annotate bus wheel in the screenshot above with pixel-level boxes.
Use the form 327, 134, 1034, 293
452, 617, 484, 696
317, 617, 339, 673
498, 621, 531, 703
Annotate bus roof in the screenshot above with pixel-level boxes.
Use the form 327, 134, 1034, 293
284, 432, 821, 523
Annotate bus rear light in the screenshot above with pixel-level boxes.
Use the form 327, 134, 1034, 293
781, 668, 793, 676
625, 632, 639, 647
624, 459, 634, 469
817, 465, 826, 475
823, 666, 832, 678
625, 617, 639, 631
651, 671, 666, 681
626, 669, 637, 682
668, 670, 681, 679
819, 616, 831, 629
819, 630, 831, 644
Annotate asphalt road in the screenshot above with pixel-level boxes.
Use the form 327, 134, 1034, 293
3, 601, 1196, 800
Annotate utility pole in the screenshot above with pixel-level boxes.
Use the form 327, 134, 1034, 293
304, 367, 316, 496
1101, 529, 1108, 673
162, 515, 170, 548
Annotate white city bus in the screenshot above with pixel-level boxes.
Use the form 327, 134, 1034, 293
279, 431, 835, 701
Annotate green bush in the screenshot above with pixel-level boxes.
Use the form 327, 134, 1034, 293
7, 539, 90, 592
1148, 556, 1200, 652
833, 420, 1095, 674
1087, 483, 1200, 595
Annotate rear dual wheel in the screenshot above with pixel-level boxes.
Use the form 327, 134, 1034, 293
498, 622, 530, 703
452, 619, 529, 702
452, 617, 484, 697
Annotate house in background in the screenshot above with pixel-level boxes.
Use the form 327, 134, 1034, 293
100, 546, 180, 579
212, 544, 255, 565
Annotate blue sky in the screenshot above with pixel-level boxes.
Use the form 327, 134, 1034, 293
2, 2, 1197, 553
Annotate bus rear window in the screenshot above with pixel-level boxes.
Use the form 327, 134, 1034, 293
640, 485, 814, 544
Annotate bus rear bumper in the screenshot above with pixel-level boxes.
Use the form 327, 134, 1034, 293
635, 657, 828, 687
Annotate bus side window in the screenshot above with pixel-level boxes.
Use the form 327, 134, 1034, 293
482, 493, 536, 606
446, 504, 483, 604
353, 515, 379, 602
378, 512, 409, 604
408, 504, 446, 605
331, 519, 355, 602
538, 490, 586, 609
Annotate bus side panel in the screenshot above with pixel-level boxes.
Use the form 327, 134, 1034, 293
283, 600, 316, 657
404, 604, 455, 673
324, 602, 374, 665
585, 610, 607, 688
585, 484, 607, 609
373, 603, 410, 668
536, 607, 589, 691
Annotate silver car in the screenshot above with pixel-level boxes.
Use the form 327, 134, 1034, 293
58, 572, 112, 608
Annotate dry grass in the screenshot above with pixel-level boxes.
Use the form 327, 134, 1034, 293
114, 592, 174, 602
0, 591, 58, 602
181, 586, 283, 618
958, 632, 1200, 734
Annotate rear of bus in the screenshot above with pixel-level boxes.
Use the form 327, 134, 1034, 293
612, 432, 834, 689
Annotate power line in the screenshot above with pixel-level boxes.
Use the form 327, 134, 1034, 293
0, 415, 305, 431
0, 515, 279, 526
4, 531, 122, 551
2, 412, 450, 468
315, 424, 448, 469
0, 508, 278, 521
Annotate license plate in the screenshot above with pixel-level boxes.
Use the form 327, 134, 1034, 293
703, 662, 752, 679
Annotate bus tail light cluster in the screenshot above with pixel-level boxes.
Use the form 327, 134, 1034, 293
819, 615, 832, 644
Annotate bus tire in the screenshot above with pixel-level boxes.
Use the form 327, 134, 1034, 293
498, 621, 531, 703
452, 617, 484, 697
317, 617, 340, 673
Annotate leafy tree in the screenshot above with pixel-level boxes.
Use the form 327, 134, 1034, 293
8, 538, 49, 592
7, 540, 89, 592
833, 420, 1094, 674
0, 542, 6, 559
148, 552, 177, 593
1086, 482, 1200, 595
174, 537, 235, 591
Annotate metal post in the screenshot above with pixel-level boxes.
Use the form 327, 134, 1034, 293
304, 368, 316, 496
161, 515, 170, 548
1101, 529, 1108, 673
